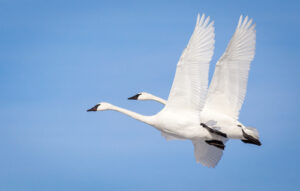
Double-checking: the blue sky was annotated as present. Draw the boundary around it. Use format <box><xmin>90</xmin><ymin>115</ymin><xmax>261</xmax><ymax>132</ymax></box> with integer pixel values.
<box><xmin>0</xmin><ymin>0</ymin><xmax>299</xmax><ymax>190</ymax></box>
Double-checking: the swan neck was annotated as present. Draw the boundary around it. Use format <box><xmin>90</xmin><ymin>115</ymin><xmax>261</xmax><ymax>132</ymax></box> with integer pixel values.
<box><xmin>110</xmin><ymin>105</ymin><xmax>153</xmax><ymax>125</ymax></box>
<box><xmin>151</xmin><ymin>95</ymin><xmax>167</xmax><ymax>105</ymax></box>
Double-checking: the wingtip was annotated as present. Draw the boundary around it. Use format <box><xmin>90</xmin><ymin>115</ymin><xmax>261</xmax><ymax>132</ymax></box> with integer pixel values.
<box><xmin>196</xmin><ymin>13</ymin><xmax>200</xmax><ymax>24</ymax></box>
<box><xmin>208</xmin><ymin>20</ymin><xmax>215</xmax><ymax>28</ymax></box>
<box><xmin>245</xmin><ymin>18</ymin><xmax>253</xmax><ymax>29</ymax></box>
<box><xmin>206</xmin><ymin>15</ymin><xmax>210</xmax><ymax>22</ymax></box>
<box><xmin>199</xmin><ymin>13</ymin><xmax>205</xmax><ymax>25</ymax></box>
<box><xmin>203</xmin><ymin>16</ymin><xmax>210</xmax><ymax>27</ymax></box>
<box><xmin>237</xmin><ymin>15</ymin><xmax>256</xmax><ymax>30</ymax></box>
<box><xmin>238</xmin><ymin>15</ymin><xmax>243</xmax><ymax>28</ymax></box>
<box><xmin>242</xmin><ymin>15</ymin><xmax>249</xmax><ymax>28</ymax></box>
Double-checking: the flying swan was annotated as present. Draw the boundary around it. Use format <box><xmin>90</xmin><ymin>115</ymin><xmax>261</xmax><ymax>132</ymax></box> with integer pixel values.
<box><xmin>87</xmin><ymin>14</ymin><xmax>260</xmax><ymax>167</ymax></box>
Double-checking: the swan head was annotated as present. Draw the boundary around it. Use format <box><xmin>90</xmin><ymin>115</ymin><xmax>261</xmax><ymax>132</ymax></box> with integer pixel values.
<box><xmin>128</xmin><ymin>92</ymin><xmax>153</xmax><ymax>101</ymax></box>
<box><xmin>87</xmin><ymin>102</ymin><xmax>112</xmax><ymax>112</ymax></box>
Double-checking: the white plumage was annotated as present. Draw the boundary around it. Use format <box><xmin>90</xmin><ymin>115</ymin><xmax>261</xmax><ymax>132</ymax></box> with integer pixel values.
<box><xmin>166</xmin><ymin>14</ymin><xmax>214</xmax><ymax>114</ymax></box>
<box><xmin>193</xmin><ymin>140</ymin><xmax>224</xmax><ymax>167</ymax></box>
<box><xmin>203</xmin><ymin>15</ymin><xmax>256</xmax><ymax>120</ymax></box>
<box><xmin>88</xmin><ymin>14</ymin><xmax>260</xmax><ymax>168</ymax></box>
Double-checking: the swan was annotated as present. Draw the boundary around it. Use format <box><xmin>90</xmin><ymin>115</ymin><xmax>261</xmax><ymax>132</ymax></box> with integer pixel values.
<box><xmin>129</xmin><ymin>15</ymin><xmax>261</xmax><ymax>146</ymax></box>
<box><xmin>87</xmin><ymin>14</ymin><xmax>260</xmax><ymax>167</ymax></box>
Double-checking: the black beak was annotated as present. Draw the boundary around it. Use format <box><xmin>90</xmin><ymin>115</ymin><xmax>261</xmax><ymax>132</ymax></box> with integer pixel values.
<box><xmin>128</xmin><ymin>93</ymin><xmax>141</xmax><ymax>100</ymax></box>
<box><xmin>87</xmin><ymin>104</ymin><xmax>100</xmax><ymax>112</ymax></box>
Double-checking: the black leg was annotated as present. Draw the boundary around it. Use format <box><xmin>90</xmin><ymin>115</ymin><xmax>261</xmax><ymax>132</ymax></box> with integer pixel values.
<box><xmin>241</xmin><ymin>129</ymin><xmax>262</xmax><ymax>146</ymax></box>
<box><xmin>200</xmin><ymin>123</ymin><xmax>227</xmax><ymax>138</ymax></box>
<box><xmin>205</xmin><ymin>140</ymin><xmax>225</xmax><ymax>150</ymax></box>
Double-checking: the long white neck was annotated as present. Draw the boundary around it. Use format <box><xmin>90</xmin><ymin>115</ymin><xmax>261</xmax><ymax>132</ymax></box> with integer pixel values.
<box><xmin>109</xmin><ymin>105</ymin><xmax>154</xmax><ymax>125</ymax></box>
<box><xmin>147</xmin><ymin>95</ymin><xmax>167</xmax><ymax>105</ymax></box>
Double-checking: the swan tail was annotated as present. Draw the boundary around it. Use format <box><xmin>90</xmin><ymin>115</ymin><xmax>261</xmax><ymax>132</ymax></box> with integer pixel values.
<box><xmin>241</xmin><ymin>127</ymin><xmax>262</xmax><ymax>146</ymax></box>
<box><xmin>245</xmin><ymin>127</ymin><xmax>259</xmax><ymax>138</ymax></box>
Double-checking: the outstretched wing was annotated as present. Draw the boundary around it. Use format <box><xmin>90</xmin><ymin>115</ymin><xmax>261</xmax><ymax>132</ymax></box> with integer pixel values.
<box><xmin>193</xmin><ymin>140</ymin><xmax>224</xmax><ymax>167</ymax></box>
<box><xmin>204</xmin><ymin>15</ymin><xmax>256</xmax><ymax>120</ymax></box>
<box><xmin>164</xmin><ymin>14</ymin><xmax>215</xmax><ymax>116</ymax></box>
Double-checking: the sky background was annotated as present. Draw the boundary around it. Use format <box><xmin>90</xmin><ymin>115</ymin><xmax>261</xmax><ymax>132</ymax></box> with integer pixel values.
<box><xmin>1</xmin><ymin>0</ymin><xmax>299</xmax><ymax>190</ymax></box>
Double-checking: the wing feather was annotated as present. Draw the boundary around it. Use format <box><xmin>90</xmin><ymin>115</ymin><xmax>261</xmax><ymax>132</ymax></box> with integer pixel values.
<box><xmin>193</xmin><ymin>140</ymin><xmax>224</xmax><ymax>167</ymax></box>
<box><xmin>164</xmin><ymin>14</ymin><xmax>215</xmax><ymax>116</ymax></box>
<box><xmin>204</xmin><ymin>15</ymin><xmax>256</xmax><ymax>119</ymax></box>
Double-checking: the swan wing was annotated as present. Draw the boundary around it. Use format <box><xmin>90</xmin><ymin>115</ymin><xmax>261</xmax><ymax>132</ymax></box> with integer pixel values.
<box><xmin>204</xmin><ymin>15</ymin><xmax>256</xmax><ymax>120</ymax></box>
<box><xmin>193</xmin><ymin>140</ymin><xmax>224</xmax><ymax>167</ymax></box>
<box><xmin>165</xmin><ymin>14</ymin><xmax>215</xmax><ymax>115</ymax></box>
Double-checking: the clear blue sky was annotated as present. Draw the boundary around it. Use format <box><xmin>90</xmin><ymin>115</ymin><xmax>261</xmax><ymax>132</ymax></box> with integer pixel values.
<box><xmin>1</xmin><ymin>0</ymin><xmax>299</xmax><ymax>190</ymax></box>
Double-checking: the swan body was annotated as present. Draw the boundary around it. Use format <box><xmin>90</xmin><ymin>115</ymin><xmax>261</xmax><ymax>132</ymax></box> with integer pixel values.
<box><xmin>87</xmin><ymin>14</ymin><xmax>260</xmax><ymax>167</ymax></box>
<box><xmin>128</xmin><ymin>92</ymin><xmax>258</xmax><ymax>141</ymax></box>
<box><xmin>153</xmin><ymin>109</ymin><xmax>212</xmax><ymax>140</ymax></box>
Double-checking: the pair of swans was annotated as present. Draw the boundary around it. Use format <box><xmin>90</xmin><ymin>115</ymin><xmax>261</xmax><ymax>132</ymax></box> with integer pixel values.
<box><xmin>87</xmin><ymin>14</ymin><xmax>261</xmax><ymax>167</ymax></box>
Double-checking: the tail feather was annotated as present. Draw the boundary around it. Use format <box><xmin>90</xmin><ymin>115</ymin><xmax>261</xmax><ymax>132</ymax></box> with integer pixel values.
<box><xmin>244</xmin><ymin>126</ymin><xmax>259</xmax><ymax>139</ymax></box>
<box><xmin>241</xmin><ymin>127</ymin><xmax>261</xmax><ymax>146</ymax></box>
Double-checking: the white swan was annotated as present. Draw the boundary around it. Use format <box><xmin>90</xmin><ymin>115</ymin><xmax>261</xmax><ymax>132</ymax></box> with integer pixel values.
<box><xmin>129</xmin><ymin>15</ymin><xmax>260</xmax><ymax>146</ymax></box>
<box><xmin>87</xmin><ymin>14</ymin><xmax>260</xmax><ymax>167</ymax></box>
